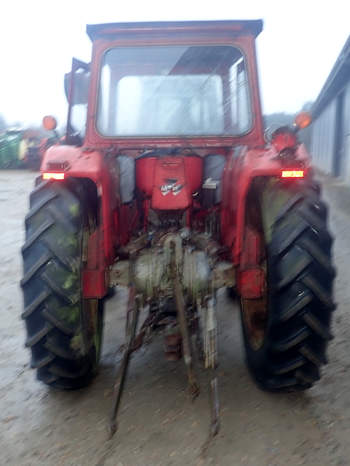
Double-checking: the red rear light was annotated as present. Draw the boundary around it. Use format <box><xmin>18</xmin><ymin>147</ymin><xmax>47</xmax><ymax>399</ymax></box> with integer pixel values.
<box><xmin>281</xmin><ymin>170</ymin><xmax>304</xmax><ymax>179</ymax></box>
<box><xmin>43</xmin><ymin>172</ymin><xmax>65</xmax><ymax>180</ymax></box>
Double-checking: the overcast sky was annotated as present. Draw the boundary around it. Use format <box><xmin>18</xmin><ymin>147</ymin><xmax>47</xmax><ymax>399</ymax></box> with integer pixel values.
<box><xmin>0</xmin><ymin>0</ymin><xmax>349</xmax><ymax>126</ymax></box>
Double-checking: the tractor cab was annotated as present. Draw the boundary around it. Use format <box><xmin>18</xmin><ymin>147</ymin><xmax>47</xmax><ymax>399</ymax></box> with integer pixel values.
<box><xmin>66</xmin><ymin>21</ymin><xmax>264</xmax><ymax>150</ymax></box>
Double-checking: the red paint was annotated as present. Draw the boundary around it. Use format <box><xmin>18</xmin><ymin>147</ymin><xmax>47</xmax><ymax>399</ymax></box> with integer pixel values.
<box><xmin>82</xmin><ymin>229</ymin><xmax>108</xmax><ymax>298</ymax></box>
<box><xmin>41</xmin><ymin>145</ymin><xmax>119</xmax><ymax>266</ymax></box>
<box><xmin>220</xmin><ymin>144</ymin><xmax>310</xmax><ymax>265</ymax></box>
<box><xmin>240</xmin><ymin>228</ymin><xmax>262</xmax><ymax>270</ymax></box>
<box><xmin>136</xmin><ymin>157</ymin><xmax>157</xmax><ymax>196</ymax></box>
<box><xmin>152</xmin><ymin>157</ymin><xmax>191</xmax><ymax>210</ymax></box>
<box><xmin>136</xmin><ymin>156</ymin><xmax>202</xmax><ymax>210</ymax></box>
<box><xmin>238</xmin><ymin>269</ymin><xmax>265</xmax><ymax>299</ymax></box>
<box><xmin>236</xmin><ymin>227</ymin><xmax>265</xmax><ymax>299</ymax></box>
<box><xmin>83</xmin><ymin>270</ymin><xmax>107</xmax><ymax>297</ymax></box>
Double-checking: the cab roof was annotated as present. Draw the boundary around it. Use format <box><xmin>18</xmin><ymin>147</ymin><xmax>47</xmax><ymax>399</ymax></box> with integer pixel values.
<box><xmin>86</xmin><ymin>20</ymin><xmax>263</xmax><ymax>42</ymax></box>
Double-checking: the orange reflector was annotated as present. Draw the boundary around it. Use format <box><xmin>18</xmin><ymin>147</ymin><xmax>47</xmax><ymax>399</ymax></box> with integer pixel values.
<box><xmin>42</xmin><ymin>115</ymin><xmax>57</xmax><ymax>131</ymax></box>
<box><xmin>294</xmin><ymin>111</ymin><xmax>312</xmax><ymax>130</ymax></box>
<box><xmin>281</xmin><ymin>170</ymin><xmax>304</xmax><ymax>179</ymax></box>
<box><xmin>43</xmin><ymin>172</ymin><xmax>65</xmax><ymax>180</ymax></box>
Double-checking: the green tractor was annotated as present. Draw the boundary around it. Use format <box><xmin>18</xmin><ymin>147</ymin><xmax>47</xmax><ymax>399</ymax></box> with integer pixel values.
<box><xmin>0</xmin><ymin>129</ymin><xmax>23</xmax><ymax>168</ymax></box>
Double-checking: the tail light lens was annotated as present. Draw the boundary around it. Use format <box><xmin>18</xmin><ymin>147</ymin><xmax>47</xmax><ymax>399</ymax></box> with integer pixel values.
<box><xmin>43</xmin><ymin>172</ymin><xmax>65</xmax><ymax>180</ymax></box>
<box><xmin>281</xmin><ymin>170</ymin><xmax>304</xmax><ymax>179</ymax></box>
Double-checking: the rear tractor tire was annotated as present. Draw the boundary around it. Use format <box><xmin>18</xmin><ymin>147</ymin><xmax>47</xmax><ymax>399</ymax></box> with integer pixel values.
<box><xmin>240</xmin><ymin>178</ymin><xmax>336</xmax><ymax>391</ymax></box>
<box><xmin>21</xmin><ymin>178</ymin><xmax>104</xmax><ymax>389</ymax></box>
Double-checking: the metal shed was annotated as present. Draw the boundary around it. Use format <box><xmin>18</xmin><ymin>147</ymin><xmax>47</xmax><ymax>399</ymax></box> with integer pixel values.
<box><xmin>311</xmin><ymin>36</ymin><xmax>350</xmax><ymax>181</ymax></box>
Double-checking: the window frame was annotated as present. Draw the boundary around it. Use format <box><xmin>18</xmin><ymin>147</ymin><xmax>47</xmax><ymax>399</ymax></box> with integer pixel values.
<box><xmin>95</xmin><ymin>44</ymin><xmax>253</xmax><ymax>139</ymax></box>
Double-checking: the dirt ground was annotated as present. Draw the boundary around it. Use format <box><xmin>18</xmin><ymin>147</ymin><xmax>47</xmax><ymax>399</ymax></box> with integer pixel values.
<box><xmin>1</xmin><ymin>170</ymin><xmax>350</xmax><ymax>466</ymax></box>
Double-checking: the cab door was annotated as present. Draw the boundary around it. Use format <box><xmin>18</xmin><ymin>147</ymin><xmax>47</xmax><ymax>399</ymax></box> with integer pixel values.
<box><xmin>64</xmin><ymin>58</ymin><xmax>90</xmax><ymax>142</ymax></box>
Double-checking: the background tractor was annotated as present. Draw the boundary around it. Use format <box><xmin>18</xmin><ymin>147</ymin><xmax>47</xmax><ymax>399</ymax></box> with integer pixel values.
<box><xmin>0</xmin><ymin>127</ymin><xmax>54</xmax><ymax>170</ymax></box>
<box><xmin>21</xmin><ymin>20</ymin><xmax>335</xmax><ymax>435</ymax></box>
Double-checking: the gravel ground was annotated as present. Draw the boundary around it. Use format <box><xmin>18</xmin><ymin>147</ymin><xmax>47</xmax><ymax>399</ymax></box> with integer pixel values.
<box><xmin>0</xmin><ymin>170</ymin><xmax>349</xmax><ymax>466</ymax></box>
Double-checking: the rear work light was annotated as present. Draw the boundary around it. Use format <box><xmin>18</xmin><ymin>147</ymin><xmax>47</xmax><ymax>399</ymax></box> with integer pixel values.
<box><xmin>281</xmin><ymin>170</ymin><xmax>304</xmax><ymax>179</ymax></box>
<box><xmin>43</xmin><ymin>172</ymin><xmax>65</xmax><ymax>180</ymax></box>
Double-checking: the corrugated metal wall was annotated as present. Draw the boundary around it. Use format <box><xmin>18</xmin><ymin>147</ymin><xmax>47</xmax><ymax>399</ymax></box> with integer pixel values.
<box><xmin>311</xmin><ymin>80</ymin><xmax>350</xmax><ymax>182</ymax></box>
<box><xmin>311</xmin><ymin>100</ymin><xmax>336</xmax><ymax>175</ymax></box>
<box><xmin>343</xmin><ymin>82</ymin><xmax>350</xmax><ymax>183</ymax></box>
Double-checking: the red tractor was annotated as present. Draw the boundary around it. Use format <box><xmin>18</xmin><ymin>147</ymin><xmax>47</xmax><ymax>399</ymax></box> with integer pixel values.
<box><xmin>21</xmin><ymin>20</ymin><xmax>335</xmax><ymax>435</ymax></box>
